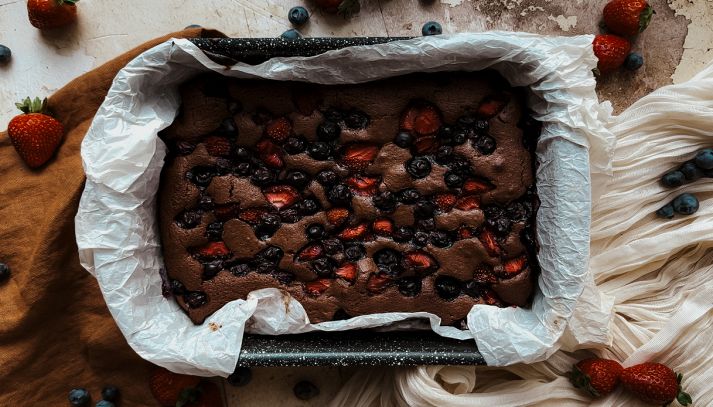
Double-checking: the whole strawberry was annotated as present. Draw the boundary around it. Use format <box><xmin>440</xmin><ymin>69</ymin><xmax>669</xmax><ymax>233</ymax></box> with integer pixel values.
<box><xmin>603</xmin><ymin>0</ymin><xmax>654</xmax><ymax>38</ymax></box>
<box><xmin>28</xmin><ymin>0</ymin><xmax>78</xmax><ymax>30</ymax></box>
<box><xmin>7</xmin><ymin>97</ymin><xmax>64</xmax><ymax>168</ymax></box>
<box><xmin>592</xmin><ymin>34</ymin><xmax>631</xmax><ymax>74</ymax></box>
<box><xmin>621</xmin><ymin>363</ymin><xmax>692</xmax><ymax>406</ymax></box>
<box><xmin>313</xmin><ymin>0</ymin><xmax>360</xmax><ymax>17</ymax></box>
<box><xmin>569</xmin><ymin>358</ymin><xmax>623</xmax><ymax>398</ymax></box>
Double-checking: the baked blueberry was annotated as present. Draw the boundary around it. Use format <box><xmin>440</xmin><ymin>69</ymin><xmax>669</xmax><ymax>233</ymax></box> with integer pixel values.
<box><xmin>463</xmin><ymin>281</ymin><xmax>486</xmax><ymax>298</ymax></box>
<box><xmin>397</xmin><ymin>188</ymin><xmax>421</xmax><ymax>204</ymax></box>
<box><xmin>285</xmin><ymin>170</ymin><xmax>310</xmax><ymax>189</ymax></box>
<box><xmin>230</xmin><ymin>263</ymin><xmax>251</xmax><ymax>277</ymax></box>
<box><xmin>435</xmin><ymin>276</ymin><xmax>462</xmax><ymax>300</ymax></box>
<box><xmin>95</xmin><ymin>400</ymin><xmax>115</xmax><ymax>407</ymax></box>
<box><xmin>406</xmin><ymin>157</ymin><xmax>432</xmax><ymax>179</ymax></box>
<box><xmin>393</xmin><ymin>225</ymin><xmax>414</xmax><ymax>242</ymax></box>
<box><xmin>374</xmin><ymin>248</ymin><xmax>403</xmax><ymax>277</ymax></box>
<box><xmin>176</xmin><ymin>211</ymin><xmax>201</xmax><ymax>229</ymax></box>
<box><xmin>307</xmin><ymin>141</ymin><xmax>332</xmax><ymax>160</ymax></box>
<box><xmin>412</xmin><ymin>231</ymin><xmax>429</xmax><ymax>247</ymax></box>
<box><xmin>251</xmin><ymin>167</ymin><xmax>276</xmax><ymax>186</ymax></box>
<box><xmin>444</xmin><ymin>171</ymin><xmax>464</xmax><ymax>188</ymax></box>
<box><xmin>416</xmin><ymin>218</ymin><xmax>435</xmax><ymax>231</ymax></box>
<box><xmin>394</xmin><ymin>132</ymin><xmax>414</xmax><ymax>148</ymax></box>
<box><xmin>435</xmin><ymin>145</ymin><xmax>454</xmax><ymax>164</ymax></box>
<box><xmin>283</xmin><ymin>136</ymin><xmax>307</xmax><ymax>154</ymax></box>
<box><xmin>235</xmin><ymin>161</ymin><xmax>252</xmax><ymax>176</ymax></box>
<box><xmin>398</xmin><ymin>277</ymin><xmax>422</xmax><ymax>297</ymax></box>
<box><xmin>312</xmin><ymin>257</ymin><xmax>336</xmax><ymax>277</ymax></box>
<box><xmin>184</xmin><ymin>291</ymin><xmax>208</xmax><ymax>308</ymax></box>
<box><xmin>232</xmin><ymin>146</ymin><xmax>250</xmax><ymax>161</ymax></box>
<box><xmin>255</xmin><ymin>213</ymin><xmax>281</xmax><ymax>239</ymax></box>
<box><xmin>317</xmin><ymin>121</ymin><xmax>341</xmax><ymax>141</ymax></box>
<box><xmin>672</xmin><ymin>193</ymin><xmax>699</xmax><ymax>215</ymax></box>
<box><xmin>197</xmin><ymin>195</ymin><xmax>214</xmax><ymax>210</ymax></box>
<box><xmin>188</xmin><ymin>166</ymin><xmax>215</xmax><ymax>187</ymax></box>
<box><xmin>430</xmin><ymin>230</ymin><xmax>453</xmax><ymax>248</ymax></box>
<box><xmin>344</xmin><ymin>243</ymin><xmax>366</xmax><ymax>260</ymax></box>
<box><xmin>315</xmin><ymin>170</ymin><xmax>338</xmax><ymax>186</ymax></box>
<box><xmin>280</xmin><ymin>208</ymin><xmax>301</xmax><ymax>223</ymax></box>
<box><xmin>373</xmin><ymin>191</ymin><xmax>397</xmax><ymax>212</ymax></box>
<box><xmin>297</xmin><ymin>198</ymin><xmax>319</xmax><ymax>215</ymax></box>
<box><xmin>414</xmin><ymin>200</ymin><xmax>435</xmax><ymax>218</ymax></box>
<box><xmin>345</xmin><ymin>110</ymin><xmax>370</xmax><ymax>129</ymax></box>
<box><xmin>259</xmin><ymin>246</ymin><xmax>284</xmax><ymax>263</ymax></box>
<box><xmin>322</xmin><ymin>238</ymin><xmax>344</xmax><ymax>255</ymax></box>
<box><xmin>203</xmin><ymin>260</ymin><xmax>223</xmax><ymax>279</ymax></box>
<box><xmin>170</xmin><ymin>279</ymin><xmax>185</xmax><ymax>295</ymax></box>
<box><xmin>327</xmin><ymin>184</ymin><xmax>353</xmax><ymax>206</ymax></box>
<box><xmin>205</xmin><ymin>222</ymin><xmax>223</xmax><ymax>241</ymax></box>
<box><xmin>306</xmin><ymin>223</ymin><xmax>326</xmax><ymax>240</ymax></box>
<box><xmin>448</xmin><ymin>157</ymin><xmax>471</xmax><ymax>175</ymax></box>
<box><xmin>475</xmin><ymin>135</ymin><xmax>497</xmax><ymax>154</ymax></box>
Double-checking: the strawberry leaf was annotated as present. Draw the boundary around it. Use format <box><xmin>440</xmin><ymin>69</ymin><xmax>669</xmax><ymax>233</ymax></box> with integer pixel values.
<box><xmin>638</xmin><ymin>5</ymin><xmax>655</xmax><ymax>33</ymax></box>
<box><xmin>337</xmin><ymin>0</ymin><xmax>360</xmax><ymax>18</ymax></box>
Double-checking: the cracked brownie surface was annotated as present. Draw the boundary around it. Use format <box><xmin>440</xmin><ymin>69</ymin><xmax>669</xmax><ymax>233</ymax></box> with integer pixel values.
<box><xmin>158</xmin><ymin>71</ymin><xmax>540</xmax><ymax>325</ymax></box>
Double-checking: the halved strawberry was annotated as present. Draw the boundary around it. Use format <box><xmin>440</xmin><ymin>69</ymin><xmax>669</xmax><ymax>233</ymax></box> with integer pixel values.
<box><xmin>372</xmin><ymin>218</ymin><xmax>394</xmax><ymax>236</ymax></box>
<box><xmin>479</xmin><ymin>229</ymin><xmax>501</xmax><ymax>256</ymax></box>
<box><xmin>297</xmin><ymin>243</ymin><xmax>324</xmax><ymax>261</ymax></box>
<box><xmin>472</xmin><ymin>266</ymin><xmax>498</xmax><ymax>284</ymax></box>
<box><xmin>455</xmin><ymin>196</ymin><xmax>481</xmax><ymax>211</ymax></box>
<box><xmin>214</xmin><ymin>203</ymin><xmax>241</xmax><ymax>221</ymax></box>
<box><xmin>263</xmin><ymin>185</ymin><xmax>300</xmax><ymax>209</ymax></box>
<box><xmin>434</xmin><ymin>193</ymin><xmax>457</xmax><ymax>212</ymax></box>
<box><xmin>196</xmin><ymin>242</ymin><xmax>230</xmax><ymax>257</ymax></box>
<box><xmin>463</xmin><ymin>178</ymin><xmax>492</xmax><ymax>194</ymax></box>
<box><xmin>477</xmin><ymin>95</ymin><xmax>509</xmax><ymax>119</ymax></box>
<box><xmin>402</xmin><ymin>251</ymin><xmax>439</xmax><ymax>274</ymax></box>
<box><xmin>326</xmin><ymin>208</ymin><xmax>350</xmax><ymax>226</ymax></box>
<box><xmin>256</xmin><ymin>138</ymin><xmax>284</xmax><ymax>169</ymax></box>
<box><xmin>335</xmin><ymin>262</ymin><xmax>357</xmax><ymax>283</ymax></box>
<box><xmin>239</xmin><ymin>208</ymin><xmax>269</xmax><ymax>224</ymax></box>
<box><xmin>305</xmin><ymin>279</ymin><xmax>331</xmax><ymax>296</ymax></box>
<box><xmin>399</xmin><ymin>105</ymin><xmax>419</xmax><ymax>131</ymax></box>
<box><xmin>412</xmin><ymin>136</ymin><xmax>439</xmax><ymax>155</ymax></box>
<box><xmin>503</xmin><ymin>256</ymin><xmax>527</xmax><ymax>274</ymax></box>
<box><xmin>483</xmin><ymin>289</ymin><xmax>503</xmax><ymax>306</ymax></box>
<box><xmin>366</xmin><ymin>273</ymin><xmax>393</xmax><ymax>293</ymax></box>
<box><xmin>400</xmin><ymin>103</ymin><xmax>442</xmax><ymax>135</ymax></box>
<box><xmin>338</xmin><ymin>223</ymin><xmax>369</xmax><ymax>240</ymax></box>
<box><xmin>265</xmin><ymin>117</ymin><xmax>292</xmax><ymax>142</ymax></box>
<box><xmin>341</xmin><ymin>144</ymin><xmax>379</xmax><ymax>172</ymax></box>
<box><xmin>457</xmin><ymin>226</ymin><xmax>474</xmax><ymax>240</ymax></box>
<box><xmin>345</xmin><ymin>175</ymin><xmax>379</xmax><ymax>196</ymax></box>
<box><xmin>203</xmin><ymin>136</ymin><xmax>232</xmax><ymax>157</ymax></box>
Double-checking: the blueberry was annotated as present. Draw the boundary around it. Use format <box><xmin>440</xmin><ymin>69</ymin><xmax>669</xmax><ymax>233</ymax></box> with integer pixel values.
<box><xmin>188</xmin><ymin>166</ymin><xmax>216</xmax><ymax>187</ymax></box>
<box><xmin>260</xmin><ymin>246</ymin><xmax>284</xmax><ymax>262</ymax></box>
<box><xmin>283</xmin><ymin>136</ymin><xmax>307</xmax><ymax>154</ymax></box>
<box><xmin>450</xmin><ymin>129</ymin><xmax>468</xmax><ymax>145</ymax></box>
<box><xmin>656</xmin><ymin>203</ymin><xmax>675</xmax><ymax>219</ymax></box>
<box><xmin>288</xmin><ymin>6</ymin><xmax>309</xmax><ymax>26</ymax></box>
<box><xmin>417</xmin><ymin>218</ymin><xmax>435</xmax><ymax>231</ymax></box>
<box><xmin>293</xmin><ymin>380</ymin><xmax>320</xmax><ymax>401</ymax></box>
<box><xmin>398</xmin><ymin>277</ymin><xmax>422</xmax><ymax>297</ymax></box>
<box><xmin>434</xmin><ymin>145</ymin><xmax>454</xmax><ymax>164</ymax></box>
<box><xmin>474</xmin><ymin>120</ymin><xmax>489</xmax><ymax>134</ymax></box>
<box><xmin>307</xmin><ymin>142</ymin><xmax>332</xmax><ymax>160</ymax></box>
<box><xmin>672</xmin><ymin>193</ymin><xmax>699</xmax><ymax>215</ymax></box>
<box><xmin>394</xmin><ymin>132</ymin><xmax>414</xmax><ymax>148</ymax></box>
<box><xmin>285</xmin><ymin>170</ymin><xmax>310</xmax><ymax>189</ymax></box>
<box><xmin>457</xmin><ymin>115</ymin><xmax>476</xmax><ymax>128</ymax></box>
<box><xmin>397</xmin><ymin>188</ymin><xmax>421</xmax><ymax>204</ymax></box>
<box><xmin>227</xmin><ymin>367</ymin><xmax>253</xmax><ymax>387</ymax></box>
<box><xmin>297</xmin><ymin>198</ymin><xmax>319</xmax><ymax>215</ymax></box>
<box><xmin>68</xmin><ymin>388</ymin><xmax>90</xmax><ymax>407</ymax></box>
<box><xmin>414</xmin><ymin>200</ymin><xmax>435</xmax><ymax>219</ymax></box>
<box><xmin>435</xmin><ymin>275</ymin><xmax>462</xmax><ymax>300</ymax></box>
<box><xmin>412</xmin><ymin>231</ymin><xmax>429</xmax><ymax>247</ymax></box>
<box><xmin>373</xmin><ymin>249</ymin><xmax>403</xmax><ymax>277</ymax></box>
<box><xmin>306</xmin><ymin>223</ymin><xmax>326</xmax><ymax>240</ymax></box>
<box><xmin>96</xmin><ymin>401</ymin><xmax>115</xmax><ymax>407</ymax></box>
<box><xmin>280</xmin><ymin>208</ymin><xmax>301</xmax><ymax>223</ymax></box>
<box><xmin>661</xmin><ymin>170</ymin><xmax>685</xmax><ymax>188</ymax></box>
<box><xmin>205</xmin><ymin>222</ymin><xmax>223</xmax><ymax>241</ymax></box>
<box><xmin>323</xmin><ymin>238</ymin><xmax>344</xmax><ymax>255</ymax></box>
<box><xmin>344</xmin><ymin>110</ymin><xmax>370</xmax><ymax>129</ymax></box>
<box><xmin>185</xmin><ymin>24</ymin><xmax>202</xmax><ymax>29</ymax></box>
<box><xmin>344</xmin><ymin>243</ymin><xmax>366</xmax><ymax>260</ymax></box>
<box><xmin>430</xmin><ymin>230</ymin><xmax>453</xmax><ymax>248</ymax></box>
<box><xmin>422</xmin><ymin>21</ymin><xmax>443</xmax><ymax>36</ymax></box>
<box><xmin>475</xmin><ymin>135</ymin><xmax>497</xmax><ymax>154</ymax></box>
<box><xmin>680</xmin><ymin>161</ymin><xmax>704</xmax><ymax>181</ymax></box>
<box><xmin>312</xmin><ymin>258</ymin><xmax>335</xmax><ymax>277</ymax></box>
<box><xmin>624</xmin><ymin>52</ymin><xmax>644</xmax><ymax>71</ymax></box>
<box><xmin>406</xmin><ymin>157</ymin><xmax>432</xmax><ymax>178</ymax></box>
<box><xmin>197</xmin><ymin>195</ymin><xmax>214</xmax><ymax>210</ymax></box>
<box><xmin>273</xmin><ymin>270</ymin><xmax>295</xmax><ymax>284</ymax></box>
<box><xmin>184</xmin><ymin>291</ymin><xmax>208</xmax><ymax>308</ymax></box>
<box><xmin>463</xmin><ymin>281</ymin><xmax>486</xmax><ymax>298</ymax></box>
<box><xmin>373</xmin><ymin>191</ymin><xmax>397</xmax><ymax>212</ymax></box>
<box><xmin>232</xmin><ymin>146</ymin><xmax>251</xmax><ymax>161</ymax></box>
<box><xmin>315</xmin><ymin>170</ymin><xmax>338</xmax><ymax>186</ymax></box>
<box><xmin>251</xmin><ymin>167</ymin><xmax>276</xmax><ymax>186</ymax></box>
<box><xmin>448</xmin><ymin>157</ymin><xmax>471</xmax><ymax>175</ymax></box>
<box><xmin>170</xmin><ymin>279</ymin><xmax>186</xmax><ymax>295</ymax></box>
<box><xmin>694</xmin><ymin>149</ymin><xmax>713</xmax><ymax>170</ymax></box>
<box><xmin>230</xmin><ymin>263</ymin><xmax>251</xmax><ymax>277</ymax></box>
<box><xmin>327</xmin><ymin>184</ymin><xmax>353</xmax><ymax>205</ymax></box>
<box><xmin>0</xmin><ymin>44</ymin><xmax>11</xmax><ymax>64</ymax></box>
<box><xmin>216</xmin><ymin>117</ymin><xmax>238</xmax><ymax>137</ymax></box>
<box><xmin>393</xmin><ymin>225</ymin><xmax>414</xmax><ymax>242</ymax></box>
<box><xmin>317</xmin><ymin>121</ymin><xmax>341</xmax><ymax>141</ymax></box>
<box><xmin>281</xmin><ymin>29</ymin><xmax>301</xmax><ymax>40</ymax></box>
<box><xmin>254</xmin><ymin>262</ymin><xmax>276</xmax><ymax>274</ymax></box>
<box><xmin>203</xmin><ymin>260</ymin><xmax>223</xmax><ymax>279</ymax></box>
<box><xmin>255</xmin><ymin>213</ymin><xmax>281</xmax><ymax>239</ymax></box>
<box><xmin>444</xmin><ymin>171</ymin><xmax>464</xmax><ymax>188</ymax></box>
<box><xmin>176</xmin><ymin>211</ymin><xmax>201</xmax><ymax>229</ymax></box>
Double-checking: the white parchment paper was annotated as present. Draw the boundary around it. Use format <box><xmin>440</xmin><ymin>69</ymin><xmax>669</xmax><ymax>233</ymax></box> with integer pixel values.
<box><xmin>76</xmin><ymin>33</ymin><xmax>615</xmax><ymax>376</ymax></box>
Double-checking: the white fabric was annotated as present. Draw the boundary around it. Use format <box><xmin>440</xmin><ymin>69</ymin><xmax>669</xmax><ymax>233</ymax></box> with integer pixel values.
<box><xmin>330</xmin><ymin>61</ymin><xmax>713</xmax><ymax>407</ymax></box>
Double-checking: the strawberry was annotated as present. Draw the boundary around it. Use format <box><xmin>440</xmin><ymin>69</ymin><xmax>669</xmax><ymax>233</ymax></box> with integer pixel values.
<box><xmin>372</xmin><ymin>218</ymin><xmax>394</xmax><ymax>236</ymax></box>
<box><xmin>203</xmin><ymin>136</ymin><xmax>231</xmax><ymax>157</ymax></box>
<box><xmin>214</xmin><ymin>203</ymin><xmax>241</xmax><ymax>221</ymax></box>
<box><xmin>265</xmin><ymin>117</ymin><xmax>292</xmax><ymax>142</ymax></box>
<box><xmin>620</xmin><ymin>363</ymin><xmax>691</xmax><ymax>406</ymax></box>
<box><xmin>193</xmin><ymin>381</ymin><xmax>223</xmax><ymax>407</ymax></box>
<box><xmin>482</xmin><ymin>289</ymin><xmax>503</xmax><ymax>306</ymax></box>
<box><xmin>239</xmin><ymin>208</ymin><xmax>269</xmax><ymax>224</ymax></box>
<box><xmin>472</xmin><ymin>266</ymin><xmax>498</xmax><ymax>283</ymax></box>
<box><xmin>297</xmin><ymin>244</ymin><xmax>324</xmax><ymax>261</ymax></box>
<box><xmin>412</xmin><ymin>136</ymin><xmax>439</xmax><ymax>154</ymax></box>
<box><xmin>337</xmin><ymin>223</ymin><xmax>369</xmax><ymax>240</ymax></box>
<box><xmin>434</xmin><ymin>193</ymin><xmax>457</xmax><ymax>212</ymax></box>
<box><xmin>603</xmin><ymin>0</ymin><xmax>654</xmax><ymax>38</ymax></box>
<box><xmin>313</xmin><ymin>0</ymin><xmax>360</xmax><ymax>17</ymax></box>
<box><xmin>457</xmin><ymin>226</ymin><xmax>474</xmax><ymax>240</ymax></box>
<box><xmin>149</xmin><ymin>366</ymin><xmax>201</xmax><ymax>407</ymax></box>
<box><xmin>503</xmin><ymin>256</ymin><xmax>527</xmax><ymax>274</ymax></box>
<box><xmin>334</xmin><ymin>262</ymin><xmax>357</xmax><ymax>283</ymax></box>
<box><xmin>326</xmin><ymin>208</ymin><xmax>350</xmax><ymax>226</ymax></box>
<box><xmin>196</xmin><ymin>242</ymin><xmax>230</xmax><ymax>258</ymax></box>
<box><xmin>7</xmin><ymin>97</ymin><xmax>63</xmax><ymax>168</ymax></box>
<box><xmin>345</xmin><ymin>175</ymin><xmax>379</xmax><ymax>196</ymax></box>
<box><xmin>305</xmin><ymin>279</ymin><xmax>331</xmax><ymax>296</ymax></box>
<box><xmin>263</xmin><ymin>185</ymin><xmax>300</xmax><ymax>209</ymax></box>
<box><xmin>570</xmin><ymin>358</ymin><xmax>623</xmax><ymax>398</ymax></box>
<box><xmin>27</xmin><ymin>0</ymin><xmax>78</xmax><ymax>29</ymax></box>
<box><xmin>400</xmin><ymin>103</ymin><xmax>442</xmax><ymax>136</ymax></box>
<box><xmin>256</xmin><ymin>138</ymin><xmax>284</xmax><ymax>169</ymax></box>
<box><xmin>455</xmin><ymin>196</ymin><xmax>481</xmax><ymax>211</ymax></box>
<box><xmin>593</xmin><ymin>34</ymin><xmax>631</xmax><ymax>74</ymax></box>
<box><xmin>340</xmin><ymin>144</ymin><xmax>378</xmax><ymax>172</ymax></box>
<box><xmin>477</xmin><ymin>95</ymin><xmax>509</xmax><ymax>119</ymax></box>
<box><xmin>479</xmin><ymin>229</ymin><xmax>501</xmax><ymax>256</ymax></box>
<box><xmin>402</xmin><ymin>251</ymin><xmax>438</xmax><ymax>274</ymax></box>
<box><xmin>463</xmin><ymin>178</ymin><xmax>492</xmax><ymax>194</ymax></box>
<box><xmin>366</xmin><ymin>273</ymin><xmax>393</xmax><ymax>293</ymax></box>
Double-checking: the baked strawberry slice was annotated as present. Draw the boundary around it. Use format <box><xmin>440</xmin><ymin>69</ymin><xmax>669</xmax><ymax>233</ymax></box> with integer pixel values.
<box><xmin>338</xmin><ymin>223</ymin><xmax>369</xmax><ymax>241</ymax></box>
<box><xmin>305</xmin><ymin>279</ymin><xmax>331</xmax><ymax>296</ymax></box>
<box><xmin>372</xmin><ymin>218</ymin><xmax>394</xmax><ymax>236</ymax></box>
<box><xmin>479</xmin><ymin>229</ymin><xmax>501</xmax><ymax>256</ymax></box>
<box><xmin>214</xmin><ymin>203</ymin><xmax>241</xmax><ymax>221</ymax></box>
<box><xmin>366</xmin><ymin>273</ymin><xmax>393</xmax><ymax>293</ymax></box>
<box><xmin>334</xmin><ymin>262</ymin><xmax>357</xmax><ymax>283</ymax></box>
<box><xmin>455</xmin><ymin>196</ymin><xmax>481</xmax><ymax>211</ymax></box>
<box><xmin>203</xmin><ymin>135</ymin><xmax>232</xmax><ymax>157</ymax></box>
<box><xmin>239</xmin><ymin>208</ymin><xmax>269</xmax><ymax>224</ymax></box>
<box><xmin>326</xmin><ymin>208</ymin><xmax>350</xmax><ymax>226</ymax></box>
<box><xmin>463</xmin><ymin>178</ymin><xmax>493</xmax><ymax>194</ymax></box>
<box><xmin>457</xmin><ymin>226</ymin><xmax>474</xmax><ymax>240</ymax></box>
<box><xmin>256</xmin><ymin>138</ymin><xmax>284</xmax><ymax>169</ymax></box>
<box><xmin>265</xmin><ymin>117</ymin><xmax>292</xmax><ymax>142</ymax></box>
<box><xmin>400</xmin><ymin>103</ymin><xmax>442</xmax><ymax>135</ymax></box>
<box><xmin>503</xmin><ymin>256</ymin><xmax>527</xmax><ymax>274</ymax></box>
<box><xmin>472</xmin><ymin>266</ymin><xmax>498</xmax><ymax>284</ymax></box>
<box><xmin>402</xmin><ymin>251</ymin><xmax>439</xmax><ymax>274</ymax></box>
<box><xmin>482</xmin><ymin>288</ymin><xmax>504</xmax><ymax>306</ymax></box>
<box><xmin>434</xmin><ymin>193</ymin><xmax>457</xmax><ymax>212</ymax></box>
<box><xmin>411</xmin><ymin>135</ymin><xmax>439</xmax><ymax>155</ymax></box>
<box><xmin>477</xmin><ymin>95</ymin><xmax>509</xmax><ymax>119</ymax></box>
<box><xmin>345</xmin><ymin>175</ymin><xmax>379</xmax><ymax>196</ymax></box>
<box><xmin>263</xmin><ymin>185</ymin><xmax>300</xmax><ymax>209</ymax></box>
<box><xmin>399</xmin><ymin>105</ymin><xmax>419</xmax><ymax>132</ymax></box>
<box><xmin>196</xmin><ymin>242</ymin><xmax>231</xmax><ymax>257</ymax></box>
<box><xmin>340</xmin><ymin>144</ymin><xmax>379</xmax><ymax>172</ymax></box>
<box><xmin>297</xmin><ymin>243</ymin><xmax>324</xmax><ymax>261</ymax></box>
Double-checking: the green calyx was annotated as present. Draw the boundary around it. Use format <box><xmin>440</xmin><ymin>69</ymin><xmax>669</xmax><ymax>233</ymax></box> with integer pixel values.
<box><xmin>337</xmin><ymin>0</ymin><xmax>360</xmax><ymax>18</ymax></box>
<box><xmin>639</xmin><ymin>5</ymin><xmax>655</xmax><ymax>33</ymax></box>
<box><xmin>15</xmin><ymin>97</ymin><xmax>48</xmax><ymax>114</ymax></box>
<box><xmin>57</xmin><ymin>0</ymin><xmax>78</xmax><ymax>5</ymax></box>
<box><xmin>675</xmin><ymin>373</ymin><xmax>692</xmax><ymax>406</ymax></box>
<box><xmin>569</xmin><ymin>366</ymin><xmax>601</xmax><ymax>398</ymax></box>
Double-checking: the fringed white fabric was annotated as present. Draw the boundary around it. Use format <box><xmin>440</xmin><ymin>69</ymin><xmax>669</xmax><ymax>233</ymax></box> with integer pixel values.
<box><xmin>329</xmin><ymin>62</ymin><xmax>713</xmax><ymax>407</ymax></box>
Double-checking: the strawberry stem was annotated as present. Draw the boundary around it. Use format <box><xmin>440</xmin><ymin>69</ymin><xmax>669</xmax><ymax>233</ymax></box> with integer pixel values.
<box><xmin>676</xmin><ymin>373</ymin><xmax>692</xmax><ymax>406</ymax></box>
<box><xmin>15</xmin><ymin>97</ymin><xmax>48</xmax><ymax>115</ymax></box>
<box><xmin>639</xmin><ymin>5</ymin><xmax>654</xmax><ymax>33</ymax></box>
<box><xmin>337</xmin><ymin>0</ymin><xmax>360</xmax><ymax>18</ymax></box>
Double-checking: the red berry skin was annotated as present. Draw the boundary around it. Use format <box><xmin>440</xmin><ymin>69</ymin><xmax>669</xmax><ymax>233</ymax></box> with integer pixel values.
<box><xmin>593</xmin><ymin>35</ymin><xmax>631</xmax><ymax>74</ymax></box>
<box><xmin>603</xmin><ymin>0</ymin><xmax>654</xmax><ymax>38</ymax></box>
<box><xmin>570</xmin><ymin>358</ymin><xmax>623</xmax><ymax>397</ymax></box>
<box><xmin>620</xmin><ymin>363</ymin><xmax>691</xmax><ymax>406</ymax></box>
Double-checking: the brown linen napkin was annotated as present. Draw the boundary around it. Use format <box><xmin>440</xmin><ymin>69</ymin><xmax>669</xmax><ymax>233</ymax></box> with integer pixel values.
<box><xmin>0</xmin><ymin>27</ymin><xmax>224</xmax><ymax>406</ymax></box>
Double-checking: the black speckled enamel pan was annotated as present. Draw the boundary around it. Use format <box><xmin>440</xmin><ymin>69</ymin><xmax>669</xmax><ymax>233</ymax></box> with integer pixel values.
<box><xmin>188</xmin><ymin>37</ymin><xmax>485</xmax><ymax>367</ymax></box>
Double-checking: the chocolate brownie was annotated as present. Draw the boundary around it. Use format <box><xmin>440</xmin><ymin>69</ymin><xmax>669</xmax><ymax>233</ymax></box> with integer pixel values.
<box><xmin>158</xmin><ymin>72</ymin><xmax>540</xmax><ymax>325</ymax></box>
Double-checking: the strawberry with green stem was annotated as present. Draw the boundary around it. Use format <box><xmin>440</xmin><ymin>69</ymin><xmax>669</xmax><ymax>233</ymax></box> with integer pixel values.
<box><xmin>27</xmin><ymin>0</ymin><xmax>78</xmax><ymax>29</ymax></box>
<box><xmin>7</xmin><ymin>97</ymin><xmax>64</xmax><ymax>168</ymax></box>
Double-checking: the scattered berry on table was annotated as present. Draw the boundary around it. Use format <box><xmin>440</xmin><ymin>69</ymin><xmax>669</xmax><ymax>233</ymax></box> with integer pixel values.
<box><xmin>672</xmin><ymin>193</ymin><xmax>699</xmax><ymax>215</ymax></box>
<box><xmin>620</xmin><ymin>363</ymin><xmax>691</xmax><ymax>406</ymax></box>
<box><xmin>422</xmin><ymin>21</ymin><xmax>442</xmax><ymax>36</ymax></box>
<box><xmin>0</xmin><ymin>44</ymin><xmax>11</xmax><ymax>64</ymax></box>
<box><xmin>184</xmin><ymin>24</ymin><xmax>202</xmax><ymax>29</ymax></box>
<box><xmin>0</xmin><ymin>262</ymin><xmax>10</xmax><ymax>283</ymax></box>
<box><xmin>293</xmin><ymin>380</ymin><xmax>320</xmax><ymax>400</ymax></box>
<box><xmin>660</xmin><ymin>170</ymin><xmax>685</xmax><ymax>188</ymax></box>
<box><xmin>100</xmin><ymin>386</ymin><xmax>119</xmax><ymax>402</ymax></box>
<box><xmin>624</xmin><ymin>52</ymin><xmax>644</xmax><ymax>70</ymax></box>
<box><xmin>68</xmin><ymin>388</ymin><xmax>90</xmax><ymax>407</ymax></box>
<box><xmin>602</xmin><ymin>0</ymin><xmax>655</xmax><ymax>38</ymax></box>
<box><xmin>679</xmin><ymin>161</ymin><xmax>703</xmax><ymax>181</ymax></box>
<box><xmin>592</xmin><ymin>34</ymin><xmax>631</xmax><ymax>74</ymax></box>
<box><xmin>694</xmin><ymin>148</ymin><xmax>713</xmax><ymax>170</ymax></box>
<box><xmin>28</xmin><ymin>0</ymin><xmax>78</xmax><ymax>30</ymax></box>
<box><xmin>288</xmin><ymin>6</ymin><xmax>309</xmax><ymax>26</ymax></box>
<box><xmin>227</xmin><ymin>367</ymin><xmax>253</xmax><ymax>387</ymax></box>
<box><xmin>7</xmin><ymin>97</ymin><xmax>64</xmax><ymax>168</ymax></box>
<box><xmin>569</xmin><ymin>358</ymin><xmax>623</xmax><ymax>397</ymax></box>
<box><xmin>655</xmin><ymin>203</ymin><xmax>674</xmax><ymax>219</ymax></box>
<box><xmin>280</xmin><ymin>29</ymin><xmax>301</xmax><ymax>40</ymax></box>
